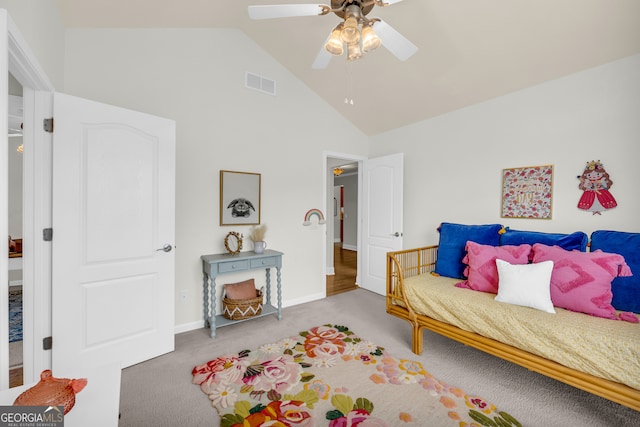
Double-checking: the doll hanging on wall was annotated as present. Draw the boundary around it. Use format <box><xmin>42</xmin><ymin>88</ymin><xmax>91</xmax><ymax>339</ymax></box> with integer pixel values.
<box><xmin>577</xmin><ymin>160</ymin><xmax>617</xmax><ymax>215</ymax></box>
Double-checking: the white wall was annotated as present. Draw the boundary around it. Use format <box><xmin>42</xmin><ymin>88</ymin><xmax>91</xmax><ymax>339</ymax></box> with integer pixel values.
<box><xmin>62</xmin><ymin>28</ymin><xmax>369</xmax><ymax>328</ymax></box>
<box><xmin>0</xmin><ymin>1</ymin><xmax>65</xmax><ymax>89</ymax></box>
<box><xmin>369</xmin><ymin>54</ymin><xmax>640</xmax><ymax>249</ymax></box>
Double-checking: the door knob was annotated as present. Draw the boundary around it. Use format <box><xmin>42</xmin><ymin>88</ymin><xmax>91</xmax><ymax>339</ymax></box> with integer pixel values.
<box><xmin>390</xmin><ymin>232</ymin><xmax>402</xmax><ymax>237</ymax></box>
<box><xmin>156</xmin><ymin>244</ymin><xmax>173</xmax><ymax>252</ymax></box>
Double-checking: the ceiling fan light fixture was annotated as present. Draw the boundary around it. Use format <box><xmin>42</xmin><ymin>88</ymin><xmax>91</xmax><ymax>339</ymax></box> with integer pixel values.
<box><xmin>347</xmin><ymin>42</ymin><xmax>362</xmax><ymax>61</ymax></box>
<box><xmin>325</xmin><ymin>25</ymin><xmax>344</xmax><ymax>56</ymax></box>
<box><xmin>361</xmin><ymin>25</ymin><xmax>381</xmax><ymax>52</ymax></box>
<box><xmin>340</xmin><ymin>16</ymin><xmax>360</xmax><ymax>44</ymax></box>
<box><xmin>248</xmin><ymin>1</ymin><xmax>418</xmax><ymax>68</ymax></box>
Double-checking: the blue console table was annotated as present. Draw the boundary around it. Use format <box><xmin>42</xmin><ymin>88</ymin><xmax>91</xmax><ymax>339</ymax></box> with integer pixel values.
<box><xmin>201</xmin><ymin>249</ymin><xmax>283</xmax><ymax>338</ymax></box>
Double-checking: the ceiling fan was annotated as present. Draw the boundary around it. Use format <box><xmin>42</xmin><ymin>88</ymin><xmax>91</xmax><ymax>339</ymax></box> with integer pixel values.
<box><xmin>248</xmin><ymin>0</ymin><xmax>418</xmax><ymax>69</ymax></box>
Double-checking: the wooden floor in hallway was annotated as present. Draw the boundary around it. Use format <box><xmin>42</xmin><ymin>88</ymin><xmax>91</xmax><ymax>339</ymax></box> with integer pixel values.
<box><xmin>326</xmin><ymin>243</ymin><xmax>358</xmax><ymax>296</ymax></box>
<box><xmin>9</xmin><ymin>366</ymin><xmax>22</xmax><ymax>388</ymax></box>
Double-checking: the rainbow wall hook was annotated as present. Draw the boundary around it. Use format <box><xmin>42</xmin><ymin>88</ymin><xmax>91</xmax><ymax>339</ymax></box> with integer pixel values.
<box><xmin>303</xmin><ymin>208</ymin><xmax>326</xmax><ymax>226</ymax></box>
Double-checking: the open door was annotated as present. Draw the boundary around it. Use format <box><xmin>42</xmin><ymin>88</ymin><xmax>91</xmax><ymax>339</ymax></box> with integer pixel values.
<box><xmin>51</xmin><ymin>93</ymin><xmax>176</xmax><ymax>373</ymax></box>
<box><xmin>0</xmin><ymin>9</ymin><xmax>9</xmax><ymax>389</ymax></box>
<box><xmin>360</xmin><ymin>153</ymin><xmax>403</xmax><ymax>295</ymax></box>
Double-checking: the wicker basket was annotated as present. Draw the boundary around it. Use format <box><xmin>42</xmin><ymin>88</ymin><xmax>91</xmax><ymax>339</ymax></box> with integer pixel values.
<box><xmin>222</xmin><ymin>288</ymin><xmax>263</xmax><ymax>320</ymax></box>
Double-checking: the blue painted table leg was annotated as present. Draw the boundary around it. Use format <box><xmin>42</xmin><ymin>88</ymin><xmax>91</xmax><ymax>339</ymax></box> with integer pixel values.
<box><xmin>203</xmin><ymin>274</ymin><xmax>210</xmax><ymax>329</ymax></box>
<box><xmin>210</xmin><ymin>276</ymin><xmax>217</xmax><ymax>338</ymax></box>
<box><xmin>265</xmin><ymin>268</ymin><xmax>272</xmax><ymax>306</ymax></box>
<box><xmin>276</xmin><ymin>267</ymin><xmax>282</xmax><ymax>320</ymax></box>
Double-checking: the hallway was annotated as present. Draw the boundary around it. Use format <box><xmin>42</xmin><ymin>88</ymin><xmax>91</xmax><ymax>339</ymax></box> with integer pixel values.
<box><xmin>326</xmin><ymin>243</ymin><xmax>358</xmax><ymax>296</ymax></box>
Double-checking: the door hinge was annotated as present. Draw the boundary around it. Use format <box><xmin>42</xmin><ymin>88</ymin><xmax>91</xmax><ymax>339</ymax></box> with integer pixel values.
<box><xmin>43</xmin><ymin>336</ymin><xmax>53</xmax><ymax>350</ymax></box>
<box><xmin>43</xmin><ymin>118</ymin><xmax>54</xmax><ymax>133</ymax></box>
<box><xmin>43</xmin><ymin>228</ymin><xmax>53</xmax><ymax>241</ymax></box>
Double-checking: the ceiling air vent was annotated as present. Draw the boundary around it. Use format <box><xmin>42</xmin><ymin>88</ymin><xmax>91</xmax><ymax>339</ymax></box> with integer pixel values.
<box><xmin>245</xmin><ymin>72</ymin><xmax>276</xmax><ymax>96</ymax></box>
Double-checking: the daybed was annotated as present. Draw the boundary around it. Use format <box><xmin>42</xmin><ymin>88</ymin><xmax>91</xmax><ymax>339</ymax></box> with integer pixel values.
<box><xmin>386</xmin><ymin>224</ymin><xmax>640</xmax><ymax>411</ymax></box>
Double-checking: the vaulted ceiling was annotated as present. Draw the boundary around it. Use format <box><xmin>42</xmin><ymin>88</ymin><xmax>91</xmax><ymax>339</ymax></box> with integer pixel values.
<box><xmin>55</xmin><ymin>0</ymin><xmax>640</xmax><ymax>136</ymax></box>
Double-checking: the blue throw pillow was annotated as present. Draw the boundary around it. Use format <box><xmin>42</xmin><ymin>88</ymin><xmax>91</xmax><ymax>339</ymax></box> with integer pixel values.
<box><xmin>590</xmin><ymin>230</ymin><xmax>640</xmax><ymax>313</ymax></box>
<box><xmin>499</xmin><ymin>228</ymin><xmax>588</xmax><ymax>252</ymax></box>
<box><xmin>435</xmin><ymin>222</ymin><xmax>502</xmax><ymax>279</ymax></box>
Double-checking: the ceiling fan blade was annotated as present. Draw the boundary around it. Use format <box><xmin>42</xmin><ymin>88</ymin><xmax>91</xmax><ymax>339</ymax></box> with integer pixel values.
<box><xmin>373</xmin><ymin>19</ymin><xmax>418</xmax><ymax>61</ymax></box>
<box><xmin>312</xmin><ymin>44</ymin><xmax>333</xmax><ymax>69</ymax></box>
<box><xmin>248</xmin><ymin>4</ymin><xmax>327</xmax><ymax>20</ymax></box>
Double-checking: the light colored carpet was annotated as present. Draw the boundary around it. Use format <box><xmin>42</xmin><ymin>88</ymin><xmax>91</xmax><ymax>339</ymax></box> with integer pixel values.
<box><xmin>118</xmin><ymin>289</ymin><xmax>638</xmax><ymax>426</ymax></box>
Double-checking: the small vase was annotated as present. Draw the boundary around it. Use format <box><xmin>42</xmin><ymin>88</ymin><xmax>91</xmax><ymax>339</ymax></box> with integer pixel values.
<box><xmin>254</xmin><ymin>241</ymin><xmax>267</xmax><ymax>254</ymax></box>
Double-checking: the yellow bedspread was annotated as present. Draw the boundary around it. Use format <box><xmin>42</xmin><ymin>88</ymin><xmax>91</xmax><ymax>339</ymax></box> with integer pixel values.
<box><xmin>403</xmin><ymin>273</ymin><xmax>640</xmax><ymax>391</ymax></box>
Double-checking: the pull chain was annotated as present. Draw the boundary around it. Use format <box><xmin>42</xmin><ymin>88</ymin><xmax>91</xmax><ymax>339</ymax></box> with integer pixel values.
<box><xmin>344</xmin><ymin>61</ymin><xmax>354</xmax><ymax>105</ymax></box>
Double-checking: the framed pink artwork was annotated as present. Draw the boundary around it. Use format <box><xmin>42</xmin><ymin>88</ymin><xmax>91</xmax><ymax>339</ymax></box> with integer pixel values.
<box><xmin>501</xmin><ymin>165</ymin><xmax>553</xmax><ymax>219</ymax></box>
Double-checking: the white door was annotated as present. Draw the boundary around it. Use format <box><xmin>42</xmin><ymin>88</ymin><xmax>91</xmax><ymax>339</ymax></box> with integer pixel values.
<box><xmin>360</xmin><ymin>153</ymin><xmax>403</xmax><ymax>295</ymax></box>
<box><xmin>51</xmin><ymin>93</ymin><xmax>176</xmax><ymax>373</ymax></box>
<box><xmin>0</xmin><ymin>9</ymin><xmax>9</xmax><ymax>389</ymax></box>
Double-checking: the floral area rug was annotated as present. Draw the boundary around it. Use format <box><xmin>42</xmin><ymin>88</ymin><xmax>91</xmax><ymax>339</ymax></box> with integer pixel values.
<box><xmin>192</xmin><ymin>324</ymin><xmax>521</xmax><ymax>427</ymax></box>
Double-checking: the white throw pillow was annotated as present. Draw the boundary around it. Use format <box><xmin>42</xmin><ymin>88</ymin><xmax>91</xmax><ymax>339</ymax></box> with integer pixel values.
<box><xmin>495</xmin><ymin>259</ymin><xmax>556</xmax><ymax>314</ymax></box>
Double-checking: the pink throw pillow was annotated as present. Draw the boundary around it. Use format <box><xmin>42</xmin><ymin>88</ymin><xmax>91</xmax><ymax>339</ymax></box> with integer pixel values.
<box><xmin>531</xmin><ymin>243</ymin><xmax>636</xmax><ymax>321</ymax></box>
<box><xmin>224</xmin><ymin>279</ymin><xmax>257</xmax><ymax>300</ymax></box>
<box><xmin>456</xmin><ymin>242</ymin><xmax>532</xmax><ymax>293</ymax></box>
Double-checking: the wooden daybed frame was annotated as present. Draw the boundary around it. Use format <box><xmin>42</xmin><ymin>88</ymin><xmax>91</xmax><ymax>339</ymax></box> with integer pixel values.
<box><xmin>386</xmin><ymin>245</ymin><xmax>640</xmax><ymax>412</ymax></box>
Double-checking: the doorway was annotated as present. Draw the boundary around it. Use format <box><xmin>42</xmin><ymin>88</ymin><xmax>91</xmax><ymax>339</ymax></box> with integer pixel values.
<box><xmin>327</xmin><ymin>173</ymin><xmax>357</xmax><ymax>296</ymax></box>
<box><xmin>324</xmin><ymin>152</ymin><xmax>404</xmax><ymax>296</ymax></box>
<box><xmin>325</xmin><ymin>155</ymin><xmax>361</xmax><ymax>296</ymax></box>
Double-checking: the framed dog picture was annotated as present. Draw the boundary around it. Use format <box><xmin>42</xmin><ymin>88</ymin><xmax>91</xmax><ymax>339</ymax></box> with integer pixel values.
<box><xmin>220</xmin><ymin>170</ymin><xmax>261</xmax><ymax>226</ymax></box>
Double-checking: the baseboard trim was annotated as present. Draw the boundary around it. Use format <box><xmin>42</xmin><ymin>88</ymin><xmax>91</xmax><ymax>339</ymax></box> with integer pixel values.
<box><xmin>282</xmin><ymin>292</ymin><xmax>325</xmax><ymax>307</ymax></box>
<box><xmin>173</xmin><ymin>293</ymin><xmax>327</xmax><ymax>335</ymax></box>
<box><xmin>342</xmin><ymin>244</ymin><xmax>357</xmax><ymax>251</ymax></box>
<box><xmin>174</xmin><ymin>320</ymin><xmax>205</xmax><ymax>334</ymax></box>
